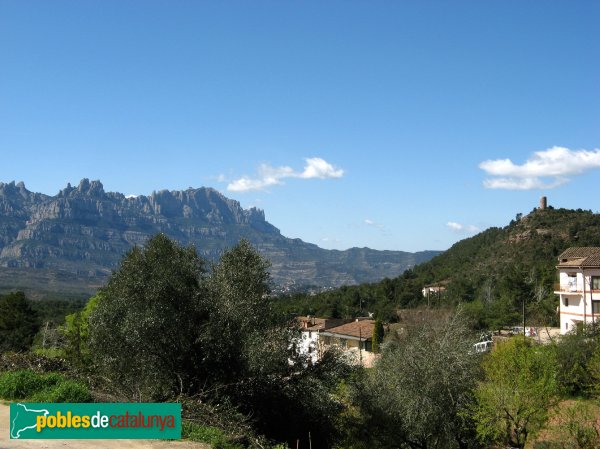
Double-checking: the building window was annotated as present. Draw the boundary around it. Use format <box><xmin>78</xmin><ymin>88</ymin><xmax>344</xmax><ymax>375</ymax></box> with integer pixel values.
<box><xmin>568</xmin><ymin>274</ymin><xmax>577</xmax><ymax>291</ymax></box>
<box><xmin>592</xmin><ymin>276</ymin><xmax>600</xmax><ymax>291</ymax></box>
<box><xmin>566</xmin><ymin>322</ymin><xmax>569</xmax><ymax>330</ymax></box>
<box><xmin>308</xmin><ymin>331</ymin><xmax>312</xmax><ymax>339</ymax></box>
<box><xmin>593</xmin><ymin>301</ymin><xmax>600</xmax><ymax>314</ymax></box>
<box><xmin>564</xmin><ymin>298</ymin><xmax>569</xmax><ymax>307</ymax></box>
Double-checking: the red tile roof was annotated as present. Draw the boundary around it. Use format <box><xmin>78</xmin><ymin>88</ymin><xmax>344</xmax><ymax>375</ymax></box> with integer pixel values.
<box><xmin>296</xmin><ymin>316</ymin><xmax>350</xmax><ymax>331</ymax></box>
<box><xmin>322</xmin><ymin>319</ymin><xmax>375</xmax><ymax>340</ymax></box>
<box><xmin>558</xmin><ymin>247</ymin><xmax>600</xmax><ymax>268</ymax></box>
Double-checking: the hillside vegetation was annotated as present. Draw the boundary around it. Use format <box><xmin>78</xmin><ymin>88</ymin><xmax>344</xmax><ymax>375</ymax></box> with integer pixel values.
<box><xmin>276</xmin><ymin>207</ymin><xmax>600</xmax><ymax>328</ymax></box>
<box><xmin>3</xmin><ymin>231</ymin><xmax>600</xmax><ymax>448</ymax></box>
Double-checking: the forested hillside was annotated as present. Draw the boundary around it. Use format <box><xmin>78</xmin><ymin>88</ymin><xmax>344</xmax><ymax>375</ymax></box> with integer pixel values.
<box><xmin>276</xmin><ymin>207</ymin><xmax>600</xmax><ymax>328</ymax></box>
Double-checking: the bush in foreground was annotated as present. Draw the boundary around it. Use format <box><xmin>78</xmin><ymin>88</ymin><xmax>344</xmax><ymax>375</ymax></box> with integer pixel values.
<box><xmin>0</xmin><ymin>370</ymin><xmax>91</xmax><ymax>402</ymax></box>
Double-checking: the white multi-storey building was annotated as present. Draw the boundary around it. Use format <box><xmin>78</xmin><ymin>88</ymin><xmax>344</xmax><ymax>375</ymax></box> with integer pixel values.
<box><xmin>555</xmin><ymin>247</ymin><xmax>600</xmax><ymax>334</ymax></box>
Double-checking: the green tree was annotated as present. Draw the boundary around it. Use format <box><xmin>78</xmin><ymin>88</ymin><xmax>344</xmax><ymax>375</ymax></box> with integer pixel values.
<box><xmin>473</xmin><ymin>338</ymin><xmax>560</xmax><ymax>449</ymax></box>
<box><xmin>371</xmin><ymin>319</ymin><xmax>384</xmax><ymax>354</ymax></box>
<box><xmin>200</xmin><ymin>239</ymin><xmax>350</xmax><ymax>448</ymax></box>
<box><xmin>352</xmin><ymin>311</ymin><xmax>481</xmax><ymax>449</ymax></box>
<box><xmin>587</xmin><ymin>339</ymin><xmax>600</xmax><ymax>398</ymax></box>
<box><xmin>61</xmin><ymin>294</ymin><xmax>101</xmax><ymax>367</ymax></box>
<box><xmin>199</xmin><ymin>239</ymin><xmax>278</xmax><ymax>384</ymax></box>
<box><xmin>554</xmin><ymin>324</ymin><xmax>600</xmax><ymax>397</ymax></box>
<box><xmin>89</xmin><ymin>233</ymin><xmax>206</xmax><ymax>400</ymax></box>
<box><xmin>0</xmin><ymin>291</ymin><xmax>40</xmax><ymax>353</ymax></box>
<box><xmin>88</xmin><ymin>236</ymin><xmax>350</xmax><ymax>446</ymax></box>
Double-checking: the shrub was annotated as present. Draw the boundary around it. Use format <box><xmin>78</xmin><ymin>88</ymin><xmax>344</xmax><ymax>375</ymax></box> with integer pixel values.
<box><xmin>0</xmin><ymin>370</ymin><xmax>46</xmax><ymax>399</ymax></box>
<box><xmin>182</xmin><ymin>421</ymin><xmax>244</xmax><ymax>449</ymax></box>
<box><xmin>31</xmin><ymin>379</ymin><xmax>92</xmax><ymax>402</ymax></box>
<box><xmin>0</xmin><ymin>370</ymin><xmax>91</xmax><ymax>402</ymax></box>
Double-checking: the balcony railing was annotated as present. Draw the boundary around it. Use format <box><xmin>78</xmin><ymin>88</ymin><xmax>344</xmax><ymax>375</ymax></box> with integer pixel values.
<box><xmin>554</xmin><ymin>282</ymin><xmax>581</xmax><ymax>293</ymax></box>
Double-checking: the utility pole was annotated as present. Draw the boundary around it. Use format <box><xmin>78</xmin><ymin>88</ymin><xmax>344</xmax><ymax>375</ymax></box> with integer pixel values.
<box><xmin>359</xmin><ymin>327</ymin><xmax>363</xmax><ymax>366</ymax></box>
<box><xmin>522</xmin><ymin>296</ymin><xmax>526</xmax><ymax>339</ymax></box>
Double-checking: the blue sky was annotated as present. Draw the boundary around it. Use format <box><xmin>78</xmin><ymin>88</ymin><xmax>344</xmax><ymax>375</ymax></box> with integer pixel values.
<box><xmin>1</xmin><ymin>1</ymin><xmax>599</xmax><ymax>252</ymax></box>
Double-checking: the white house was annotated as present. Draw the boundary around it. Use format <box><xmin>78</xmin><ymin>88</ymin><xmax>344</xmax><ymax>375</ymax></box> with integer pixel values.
<box><xmin>319</xmin><ymin>318</ymin><xmax>378</xmax><ymax>367</ymax></box>
<box><xmin>295</xmin><ymin>316</ymin><xmax>350</xmax><ymax>364</ymax></box>
<box><xmin>421</xmin><ymin>280</ymin><xmax>448</xmax><ymax>299</ymax></box>
<box><xmin>555</xmin><ymin>247</ymin><xmax>600</xmax><ymax>334</ymax></box>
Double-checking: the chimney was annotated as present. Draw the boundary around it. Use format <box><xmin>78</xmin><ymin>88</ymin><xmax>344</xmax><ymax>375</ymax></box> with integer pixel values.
<box><xmin>540</xmin><ymin>196</ymin><xmax>547</xmax><ymax>210</ymax></box>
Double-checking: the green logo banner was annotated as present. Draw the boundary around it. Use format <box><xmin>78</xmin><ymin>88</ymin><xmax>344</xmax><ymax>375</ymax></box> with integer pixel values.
<box><xmin>10</xmin><ymin>402</ymin><xmax>181</xmax><ymax>439</ymax></box>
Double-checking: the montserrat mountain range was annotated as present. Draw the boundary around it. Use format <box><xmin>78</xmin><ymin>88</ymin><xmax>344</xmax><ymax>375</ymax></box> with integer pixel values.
<box><xmin>0</xmin><ymin>179</ymin><xmax>439</xmax><ymax>298</ymax></box>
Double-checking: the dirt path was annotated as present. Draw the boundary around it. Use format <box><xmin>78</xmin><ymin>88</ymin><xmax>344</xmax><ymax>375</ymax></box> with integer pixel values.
<box><xmin>0</xmin><ymin>403</ymin><xmax>210</xmax><ymax>449</ymax></box>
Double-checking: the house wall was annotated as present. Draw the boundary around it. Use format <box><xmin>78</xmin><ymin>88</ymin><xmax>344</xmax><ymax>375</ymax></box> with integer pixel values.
<box><xmin>298</xmin><ymin>330</ymin><xmax>319</xmax><ymax>364</ymax></box>
<box><xmin>319</xmin><ymin>335</ymin><xmax>377</xmax><ymax>366</ymax></box>
<box><xmin>341</xmin><ymin>347</ymin><xmax>378</xmax><ymax>368</ymax></box>
<box><xmin>558</xmin><ymin>268</ymin><xmax>600</xmax><ymax>334</ymax></box>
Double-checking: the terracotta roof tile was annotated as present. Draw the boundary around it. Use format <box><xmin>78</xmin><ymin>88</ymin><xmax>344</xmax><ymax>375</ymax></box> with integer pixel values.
<box><xmin>323</xmin><ymin>319</ymin><xmax>375</xmax><ymax>340</ymax></box>
<box><xmin>296</xmin><ymin>317</ymin><xmax>350</xmax><ymax>331</ymax></box>
<box><xmin>558</xmin><ymin>247</ymin><xmax>600</xmax><ymax>268</ymax></box>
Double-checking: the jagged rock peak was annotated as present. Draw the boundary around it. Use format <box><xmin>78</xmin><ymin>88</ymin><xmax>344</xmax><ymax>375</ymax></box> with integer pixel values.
<box><xmin>0</xmin><ymin>180</ymin><xmax>29</xmax><ymax>192</ymax></box>
<box><xmin>58</xmin><ymin>179</ymin><xmax>105</xmax><ymax>198</ymax></box>
<box><xmin>0</xmin><ymin>181</ymin><xmax>33</xmax><ymax>201</ymax></box>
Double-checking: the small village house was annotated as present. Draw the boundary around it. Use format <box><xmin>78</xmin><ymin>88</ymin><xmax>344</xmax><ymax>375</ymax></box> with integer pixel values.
<box><xmin>555</xmin><ymin>247</ymin><xmax>600</xmax><ymax>334</ymax></box>
<box><xmin>319</xmin><ymin>318</ymin><xmax>378</xmax><ymax>367</ymax></box>
<box><xmin>296</xmin><ymin>317</ymin><xmax>380</xmax><ymax>367</ymax></box>
<box><xmin>296</xmin><ymin>316</ymin><xmax>351</xmax><ymax>364</ymax></box>
<box><xmin>421</xmin><ymin>284</ymin><xmax>446</xmax><ymax>298</ymax></box>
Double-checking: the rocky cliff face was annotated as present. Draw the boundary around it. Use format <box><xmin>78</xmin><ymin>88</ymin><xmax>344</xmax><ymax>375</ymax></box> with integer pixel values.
<box><xmin>0</xmin><ymin>179</ymin><xmax>439</xmax><ymax>297</ymax></box>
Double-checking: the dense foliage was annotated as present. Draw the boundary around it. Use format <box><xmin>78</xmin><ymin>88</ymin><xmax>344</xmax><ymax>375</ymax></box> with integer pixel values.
<box><xmin>4</xmin><ymin>210</ymin><xmax>600</xmax><ymax>447</ymax></box>
<box><xmin>88</xmin><ymin>234</ymin><xmax>351</xmax><ymax>448</ymax></box>
<box><xmin>347</xmin><ymin>311</ymin><xmax>480</xmax><ymax>449</ymax></box>
<box><xmin>61</xmin><ymin>294</ymin><xmax>100</xmax><ymax>367</ymax></box>
<box><xmin>0</xmin><ymin>370</ymin><xmax>91</xmax><ymax>402</ymax></box>
<box><xmin>30</xmin><ymin>297</ymin><xmax>86</xmax><ymax>325</ymax></box>
<box><xmin>89</xmin><ymin>233</ymin><xmax>206</xmax><ymax>400</ymax></box>
<box><xmin>276</xmin><ymin>208</ymin><xmax>600</xmax><ymax>329</ymax></box>
<box><xmin>0</xmin><ymin>291</ymin><xmax>40</xmax><ymax>352</ymax></box>
<box><xmin>473</xmin><ymin>338</ymin><xmax>560</xmax><ymax>449</ymax></box>
<box><xmin>553</xmin><ymin>323</ymin><xmax>600</xmax><ymax>397</ymax></box>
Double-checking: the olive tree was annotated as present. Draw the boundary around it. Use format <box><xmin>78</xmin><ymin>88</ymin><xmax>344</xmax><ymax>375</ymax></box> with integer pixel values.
<box><xmin>352</xmin><ymin>310</ymin><xmax>481</xmax><ymax>449</ymax></box>
<box><xmin>88</xmin><ymin>236</ymin><xmax>350</xmax><ymax>446</ymax></box>
<box><xmin>200</xmin><ymin>239</ymin><xmax>351</xmax><ymax>448</ymax></box>
<box><xmin>89</xmin><ymin>233</ymin><xmax>206</xmax><ymax>400</ymax></box>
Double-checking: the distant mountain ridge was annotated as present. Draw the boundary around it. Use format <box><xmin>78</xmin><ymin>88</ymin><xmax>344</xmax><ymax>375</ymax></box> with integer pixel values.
<box><xmin>0</xmin><ymin>179</ymin><xmax>440</xmax><ymax>299</ymax></box>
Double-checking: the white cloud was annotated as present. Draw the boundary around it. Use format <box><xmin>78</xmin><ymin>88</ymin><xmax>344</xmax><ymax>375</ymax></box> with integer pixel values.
<box><xmin>446</xmin><ymin>221</ymin><xmax>480</xmax><ymax>234</ymax></box>
<box><xmin>125</xmin><ymin>194</ymin><xmax>138</xmax><ymax>199</ymax></box>
<box><xmin>227</xmin><ymin>157</ymin><xmax>344</xmax><ymax>192</ymax></box>
<box><xmin>216</xmin><ymin>174</ymin><xmax>227</xmax><ymax>183</ymax></box>
<box><xmin>364</xmin><ymin>218</ymin><xmax>385</xmax><ymax>230</ymax></box>
<box><xmin>446</xmin><ymin>222</ymin><xmax>463</xmax><ymax>231</ymax></box>
<box><xmin>480</xmin><ymin>146</ymin><xmax>600</xmax><ymax>190</ymax></box>
<box><xmin>299</xmin><ymin>157</ymin><xmax>344</xmax><ymax>179</ymax></box>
